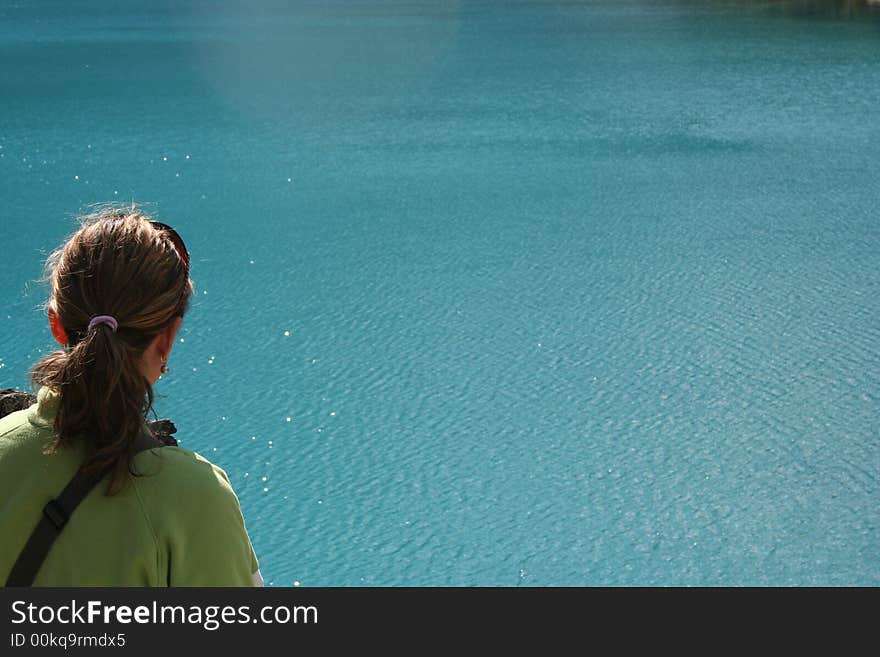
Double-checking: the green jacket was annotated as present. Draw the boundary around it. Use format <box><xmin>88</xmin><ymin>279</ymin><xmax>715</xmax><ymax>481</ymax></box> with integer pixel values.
<box><xmin>0</xmin><ymin>388</ymin><xmax>261</xmax><ymax>586</ymax></box>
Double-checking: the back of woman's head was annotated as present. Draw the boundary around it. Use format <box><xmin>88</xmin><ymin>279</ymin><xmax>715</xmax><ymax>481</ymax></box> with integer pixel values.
<box><xmin>32</xmin><ymin>206</ymin><xmax>193</xmax><ymax>494</ymax></box>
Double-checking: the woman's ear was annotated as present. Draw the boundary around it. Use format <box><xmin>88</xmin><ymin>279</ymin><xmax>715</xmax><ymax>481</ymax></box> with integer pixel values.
<box><xmin>48</xmin><ymin>308</ymin><xmax>69</xmax><ymax>347</ymax></box>
<box><xmin>158</xmin><ymin>316</ymin><xmax>184</xmax><ymax>359</ymax></box>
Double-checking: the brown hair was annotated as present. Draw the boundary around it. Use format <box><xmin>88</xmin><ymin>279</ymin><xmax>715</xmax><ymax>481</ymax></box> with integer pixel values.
<box><xmin>31</xmin><ymin>206</ymin><xmax>193</xmax><ymax>494</ymax></box>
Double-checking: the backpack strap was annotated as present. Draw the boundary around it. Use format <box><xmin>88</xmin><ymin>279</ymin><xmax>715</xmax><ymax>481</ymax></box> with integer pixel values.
<box><xmin>5</xmin><ymin>465</ymin><xmax>111</xmax><ymax>586</ymax></box>
<box><xmin>5</xmin><ymin>427</ymin><xmax>178</xmax><ymax>587</ymax></box>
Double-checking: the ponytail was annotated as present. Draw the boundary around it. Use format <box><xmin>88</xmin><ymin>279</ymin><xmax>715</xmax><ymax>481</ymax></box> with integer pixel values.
<box><xmin>32</xmin><ymin>321</ymin><xmax>155</xmax><ymax>494</ymax></box>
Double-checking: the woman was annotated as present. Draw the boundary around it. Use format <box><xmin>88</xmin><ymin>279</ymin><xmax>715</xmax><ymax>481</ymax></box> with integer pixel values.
<box><xmin>0</xmin><ymin>207</ymin><xmax>262</xmax><ymax>586</ymax></box>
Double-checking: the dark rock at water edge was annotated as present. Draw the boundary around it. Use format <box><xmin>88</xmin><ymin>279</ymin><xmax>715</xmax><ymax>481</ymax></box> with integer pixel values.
<box><xmin>0</xmin><ymin>388</ymin><xmax>36</xmax><ymax>419</ymax></box>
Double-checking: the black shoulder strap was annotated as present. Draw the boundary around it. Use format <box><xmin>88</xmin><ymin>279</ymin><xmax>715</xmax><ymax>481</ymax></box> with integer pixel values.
<box><xmin>5</xmin><ymin>465</ymin><xmax>111</xmax><ymax>587</ymax></box>
<box><xmin>5</xmin><ymin>429</ymin><xmax>177</xmax><ymax>587</ymax></box>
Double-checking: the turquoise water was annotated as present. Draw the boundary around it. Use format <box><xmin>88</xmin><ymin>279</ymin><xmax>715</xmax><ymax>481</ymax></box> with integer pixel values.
<box><xmin>1</xmin><ymin>0</ymin><xmax>878</xmax><ymax>585</ymax></box>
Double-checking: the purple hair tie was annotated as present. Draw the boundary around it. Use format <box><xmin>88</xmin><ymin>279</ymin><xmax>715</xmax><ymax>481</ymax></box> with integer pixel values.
<box><xmin>88</xmin><ymin>315</ymin><xmax>118</xmax><ymax>332</ymax></box>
